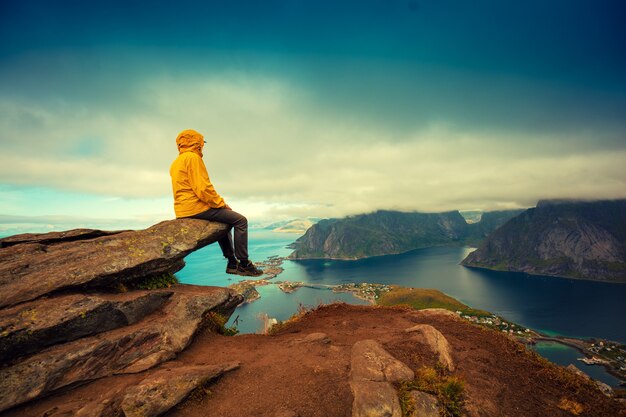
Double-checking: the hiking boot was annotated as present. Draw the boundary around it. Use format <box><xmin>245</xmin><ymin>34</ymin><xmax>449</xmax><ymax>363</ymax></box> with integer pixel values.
<box><xmin>226</xmin><ymin>258</ymin><xmax>239</xmax><ymax>274</ymax></box>
<box><xmin>236</xmin><ymin>260</ymin><xmax>263</xmax><ymax>277</ymax></box>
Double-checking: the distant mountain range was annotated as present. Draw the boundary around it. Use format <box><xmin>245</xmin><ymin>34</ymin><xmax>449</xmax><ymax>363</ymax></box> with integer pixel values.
<box><xmin>288</xmin><ymin>209</ymin><xmax>524</xmax><ymax>260</ymax></box>
<box><xmin>462</xmin><ymin>199</ymin><xmax>626</xmax><ymax>283</ymax></box>
<box><xmin>261</xmin><ymin>218</ymin><xmax>321</xmax><ymax>234</ymax></box>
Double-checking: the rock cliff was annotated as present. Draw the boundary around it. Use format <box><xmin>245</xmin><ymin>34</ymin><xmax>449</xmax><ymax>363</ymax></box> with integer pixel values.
<box><xmin>0</xmin><ymin>219</ymin><xmax>243</xmax><ymax>414</ymax></box>
<box><xmin>462</xmin><ymin>199</ymin><xmax>626</xmax><ymax>282</ymax></box>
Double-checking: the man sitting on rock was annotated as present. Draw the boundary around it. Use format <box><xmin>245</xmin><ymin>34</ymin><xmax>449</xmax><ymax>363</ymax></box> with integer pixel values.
<box><xmin>170</xmin><ymin>129</ymin><xmax>263</xmax><ymax>277</ymax></box>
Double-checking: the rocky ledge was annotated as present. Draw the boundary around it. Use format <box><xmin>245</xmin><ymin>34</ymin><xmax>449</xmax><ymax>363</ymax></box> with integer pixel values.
<box><xmin>0</xmin><ymin>220</ymin><xmax>243</xmax><ymax>415</ymax></box>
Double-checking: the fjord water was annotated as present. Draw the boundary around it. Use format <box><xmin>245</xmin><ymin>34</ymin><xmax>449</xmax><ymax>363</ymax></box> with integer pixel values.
<box><xmin>178</xmin><ymin>230</ymin><xmax>625</xmax><ymax>387</ymax></box>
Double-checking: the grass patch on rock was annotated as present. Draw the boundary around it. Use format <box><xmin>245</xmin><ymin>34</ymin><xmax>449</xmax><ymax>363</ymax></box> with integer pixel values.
<box><xmin>397</xmin><ymin>365</ymin><xmax>465</xmax><ymax>417</ymax></box>
<box><xmin>132</xmin><ymin>273</ymin><xmax>178</xmax><ymax>290</ymax></box>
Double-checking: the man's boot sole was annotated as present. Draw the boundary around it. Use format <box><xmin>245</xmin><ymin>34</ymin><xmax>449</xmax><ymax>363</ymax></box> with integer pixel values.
<box><xmin>226</xmin><ymin>268</ymin><xmax>239</xmax><ymax>274</ymax></box>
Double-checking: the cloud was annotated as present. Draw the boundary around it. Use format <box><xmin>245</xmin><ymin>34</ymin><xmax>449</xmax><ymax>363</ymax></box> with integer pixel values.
<box><xmin>1</xmin><ymin>70</ymin><xmax>625</xmax><ymax>221</ymax></box>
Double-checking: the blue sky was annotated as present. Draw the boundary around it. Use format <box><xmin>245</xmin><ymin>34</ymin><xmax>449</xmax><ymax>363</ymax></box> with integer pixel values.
<box><xmin>1</xmin><ymin>1</ymin><xmax>625</xmax><ymax>233</ymax></box>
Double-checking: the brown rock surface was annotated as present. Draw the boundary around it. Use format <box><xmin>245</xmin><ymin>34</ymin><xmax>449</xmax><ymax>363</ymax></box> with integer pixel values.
<box><xmin>0</xmin><ymin>220</ymin><xmax>244</xmax><ymax>415</ymax></box>
<box><xmin>0</xmin><ymin>285</ymin><xmax>241</xmax><ymax>412</ymax></box>
<box><xmin>350</xmin><ymin>379</ymin><xmax>402</xmax><ymax>417</ymax></box>
<box><xmin>350</xmin><ymin>339</ymin><xmax>415</xmax><ymax>383</ymax></box>
<box><xmin>120</xmin><ymin>362</ymin><xmax>240</xmax><ymax>417</ymax></box>
<box><xmin>407</xmin><ymin>391</ymin><xmax>439</xmax><ymax>417</ymax></box>
<box><xmin>0</xmin><ymin>291</ymin><xmax>172</xmax><ymax>364</ymax></box>
<box><xmin>0</xmin><ymin>219</ymin><xmax>228</xmax><ymax>307</ymax></box>
<box><xmin>350</xmin><ymin>339</ymin><xmax>414</xmax><ymax>417</ymax></box>
<box><xmin>404</xmin><ymin>323</ymin><xmax>455</xmax><ymax>371</ymax></box>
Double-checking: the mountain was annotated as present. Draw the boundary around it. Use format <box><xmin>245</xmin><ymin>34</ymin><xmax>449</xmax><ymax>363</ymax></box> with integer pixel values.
<box><xmin>462</xmin><ymin>199</ymin><xmax>626</xmax><ymax>282</ymax></box>
<box><xmin>289</xmin><ymin>209</ymin><xmax>523</xmax><ymax>259</ymax></box>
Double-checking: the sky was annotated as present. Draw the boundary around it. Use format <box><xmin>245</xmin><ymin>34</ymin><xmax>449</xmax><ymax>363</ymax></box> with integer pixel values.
<box><xmin>1</xmin><ymin>0</ymin><xmax>625</xmax><ymax>233</ymax></box>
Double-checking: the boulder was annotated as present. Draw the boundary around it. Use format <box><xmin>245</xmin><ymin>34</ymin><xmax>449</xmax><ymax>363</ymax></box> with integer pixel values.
<box><xmin>350</xmin><ymin>339</ymin><xmax>415</xmax><ymax>383</ymax></box>
<box><xmin>350</xmin><ymin>379</ymin><xmax>402</xmax><ymax>417</ymax></box>
<box><xmin>0</xmin><ymin>286</ymin><xmax>242</xmax><ymax>412</ymax></box>
<box><xmin>0</xmin><ymin>291</ymin><xmax>172</xmax><ymax>364</ymax></box>
<box><xmin>0</xmin><ymin>219</ymin><xmax>229</xmax><ymax>308</ymax></box>
<box><xmin>120</xmin><ymin>362</ymin><xmax>240</xmax><ymax>417</ymax></box>
<box><xmin>404</xmin><ymin>324</ymin><xmax>455</xmax><ymax>371</ymax></box>
<box><xmin>350</xmin><ymin>339</ymin><xmax>414</xmax><ymax>417</ymax></box>
<box><xmin>407</xmin><ymin>391</ymin><xmax>439</xmax><ymax>417</ymax></box>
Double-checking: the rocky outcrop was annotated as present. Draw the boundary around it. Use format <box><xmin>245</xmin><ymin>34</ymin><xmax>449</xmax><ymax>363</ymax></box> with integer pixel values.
<box><xmin>0</xmin><ymin>291</ymin><xmax>172</xmax><ymax>364</ymax></box>
<box><xmin>62</xmin><ymin>362</ymin><xmax>241</xmax><ymax>417</ymax></box>
<box><xmin>289</xmin><ymin>209</ymin><xmax>524</xmax><ymax>260</ymax></box>
<box><xmin>120</xmin><ymin>362</ymin><xmax>240</xmax><ymax>417</ymax></box>
<box><xmin>462</xmin><ymin>199</ymin><xmax>626</xmax><ymax>282</ymax></box>
<box><xmin>404</xmin><ymin>324</ymin><xmax>455</xmax><ymax>371</ymax></box>
<box><xmin>0</xmin><ymin>218</ymin><xmax>229</xmax><ymax>308</ymax></box>
<box><xmin>0</xmin><ymin>220</ymin><xmax>243</xmax><ymax>413</ymax></box>
<box><xmin>407</xmin><ymin>391</ymin><xmax>439</xmax><ymax>417</ymax></box>
<box><xmin>350</xmin><ymin>339</ymin><xmax>414</xmax><ymax>417</ymax></box>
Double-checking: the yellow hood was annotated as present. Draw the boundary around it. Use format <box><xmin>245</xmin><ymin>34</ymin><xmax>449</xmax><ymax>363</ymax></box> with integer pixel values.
<box><xmin>176</xmin><ymin>129</ymin><xmax>204</xmax><ymax>157</ymax></box>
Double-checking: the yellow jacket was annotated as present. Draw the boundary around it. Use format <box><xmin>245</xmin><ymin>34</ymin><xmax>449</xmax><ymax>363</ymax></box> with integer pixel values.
<box><xmin>170</xmin><ymin>130</ymin><xmax>225</xmax><ymax>218</ymax></box>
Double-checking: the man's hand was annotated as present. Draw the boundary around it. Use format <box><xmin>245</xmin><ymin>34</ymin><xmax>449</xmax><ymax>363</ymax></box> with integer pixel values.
<box><xmin>224</xmin><ymin>203</ymin><xmax>232</xmax><ymax>210</ymax></box>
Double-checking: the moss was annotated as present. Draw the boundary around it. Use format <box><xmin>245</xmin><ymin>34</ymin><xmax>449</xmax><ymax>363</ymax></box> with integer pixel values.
<box><xmin>397</xmin><ymin>365</ymin><xmax>466</xmax><ymax>417</ymax></box>
<box><xmin>132</xmin><ymin>273</ymin><xmax>178</xmax><ymax>290</ymax></box>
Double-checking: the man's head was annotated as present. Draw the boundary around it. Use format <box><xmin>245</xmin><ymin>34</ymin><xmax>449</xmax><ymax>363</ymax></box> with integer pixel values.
<box><xmin>176</xmin><ymin>129</ymin><xmax>205</xmax><ymax>155</ymax></box>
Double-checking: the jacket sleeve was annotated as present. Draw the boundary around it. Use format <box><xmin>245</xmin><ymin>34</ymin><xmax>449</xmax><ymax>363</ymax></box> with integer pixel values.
<box><xmin>187</xmin><ymin>154</ymin><xmax>226</xmax><ymax>208</ymax></box>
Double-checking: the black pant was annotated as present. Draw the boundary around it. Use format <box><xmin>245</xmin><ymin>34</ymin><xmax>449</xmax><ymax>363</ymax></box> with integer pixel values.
<box><xmin>189</xmin><ymin>208</ymin><xmax>248</xmax><ymax>261</ymax></box>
